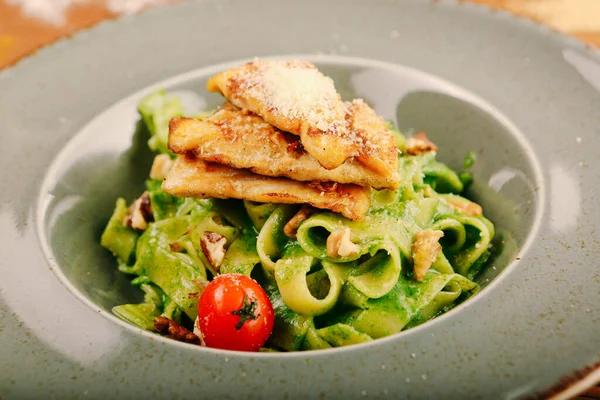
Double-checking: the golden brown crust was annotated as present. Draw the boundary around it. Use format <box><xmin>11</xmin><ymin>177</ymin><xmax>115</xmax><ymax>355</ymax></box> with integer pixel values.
<box><xmin>206</xmin><ymin>60</ymin><xmax>397</xmax><ymax>171</ymax></box>
<box><xmin>162</xmin><ymin>155</ymin><xmax>370</xmax><ymax>220</ymax></box>
<box><xmin>345</xmin><ymin>99</ymin><xmax>399</xmax><ymax>178</ymax></box>
<box><xmin>168</xmin><ymin>106</ymin><xmax>400</xmax><ymax>190</ymax></box>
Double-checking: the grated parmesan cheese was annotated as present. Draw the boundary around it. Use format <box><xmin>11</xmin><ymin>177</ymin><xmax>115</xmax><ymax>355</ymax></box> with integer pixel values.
<box><xmin>241</xmin><ymin>60</ymin><xmax>341</xmax><ymax>130</ymax></box>
<box><xmin>207</xmin><ymin>59</ymin><xmax>399</xmax><ymax>173</ymax></box>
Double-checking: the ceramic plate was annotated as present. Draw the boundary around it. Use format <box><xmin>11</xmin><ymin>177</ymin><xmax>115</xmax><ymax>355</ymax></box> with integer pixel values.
<box><xmin>1</xmin><ymin>0</ymin><xmax>599</xmax><ymax>398</ymax></box>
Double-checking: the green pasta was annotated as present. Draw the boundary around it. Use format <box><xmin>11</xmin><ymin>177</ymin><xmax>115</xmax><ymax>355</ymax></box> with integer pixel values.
<box><xmin>138</xmin><ymin>90</ymin><xmax>184</xmax><ymax>154</ymax></box>
<box><xmin>100</xmin><ymin>90</ymin><xmax>496</xmax><ymax>351</ymax></box>
<box><xmin>100</xmin><ymin>198</ymin><xmax>140</xmax><ymax>264</ymax></box>
<box><xmin>274</xmin><ymin>243</ymin><xmax>345</xmax><ymax>316</ymax></box>
<box><xmin>132</xmin><ymin>216</ymin><xmax>208</xmax><ymax>319</ymax></box>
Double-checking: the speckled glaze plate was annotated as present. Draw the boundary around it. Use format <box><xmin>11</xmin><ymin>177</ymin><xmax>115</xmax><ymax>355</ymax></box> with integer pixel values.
<box><xmin>1</xmin><ymin>0</ymin><xmax>599</xmax><ymax>399</ymax></box>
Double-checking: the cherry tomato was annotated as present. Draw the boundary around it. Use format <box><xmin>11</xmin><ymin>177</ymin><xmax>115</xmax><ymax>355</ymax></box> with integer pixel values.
<box><xmin>198</xmin><ymin>273</ymin><xmax>274</xmax><ymax>352</ymax></box>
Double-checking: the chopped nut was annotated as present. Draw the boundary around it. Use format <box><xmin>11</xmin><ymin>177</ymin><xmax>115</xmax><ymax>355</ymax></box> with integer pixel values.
<box><xmin>193</xmin><ymin>316</ymin><xmax>207</xmax><ymax>346</ymax></box>
<box><xmin>169</xmin><ymin>242</ymin><xmax>183</xmax><ymax>252</ymax></box>
<box><xmin>149</xmin><ymin>154</ymin><xmax>174</xmax><ymax>180</ymax></box>
<box><xmin>405</xmin><ymin>132</ymin><xmax>438</xmax><ymax>155</ymax></box>
<box><xmin>153</xmin><ymin>315</ymin><xmax>170</xmax><ymax>332</ymax></box>
<box><xmin>283</xmin><ymin>205</ymin><xmax>315</xmax><ymax>239</ymax></box>
<box><xmin>326</xmin><ymin>227</ymin><xmax>360</xmax><ymax>258</ymax></box>
<box><xmin>422</xmin><ymin>185</ymin><xmax>435</xmax><ymax>198</ymax></box>
<box><xmin>445</xmin><ymin>196</ymin><xmax>483</xmax><ymax>217</ymax></box>
<box><xmin>154</xmin><ymin>316</ymin><xmax>200</xmax><ymax>345</ymax></box>
<box><xmin>412</xmin><ymin>229</ymin><xmax>444</xmax><ymax>281</ymax></box>
<box><xmin>123</xmin><ymin>191</ymin><xmax>153</xmax><ymax>231</ymax></box>
<box><xmin>200</xmin><ymin>232</ymin><xmax>227</xmax><ymax>270</ymax></box>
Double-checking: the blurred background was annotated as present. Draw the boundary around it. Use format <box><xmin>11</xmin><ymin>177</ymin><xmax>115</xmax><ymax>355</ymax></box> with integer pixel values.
<box><xmin>0</xmin><ymin>0</ymin><xmax>599</xmax><ymax>69</ymax></box>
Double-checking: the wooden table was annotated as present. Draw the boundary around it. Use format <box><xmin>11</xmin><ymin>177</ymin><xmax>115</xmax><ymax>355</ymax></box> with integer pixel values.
<box><xmin>1</xmin><ymin>0</ymin><xmax>599</xmax><ymax>68</ymax></box>
<box><xmin>0</xmin><ymin>0</ymin><xmax>598</xmax><ymax>398</ymax></box>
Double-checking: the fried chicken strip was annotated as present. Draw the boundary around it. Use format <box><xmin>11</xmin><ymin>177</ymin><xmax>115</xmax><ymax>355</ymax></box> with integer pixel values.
<box><xmin>168</xmin><ymin>104</ymin><xmax>399</xmax><ymax>190</ymax></box>
<box><xmin>162</xmin><ymin>155</ymin><xmax>371</xmax><ymax>220</ymax></box>
<box><xmin>207</xmin><ymin>59</ymin><xmax>357</xmax><ymax>170</ymax></box>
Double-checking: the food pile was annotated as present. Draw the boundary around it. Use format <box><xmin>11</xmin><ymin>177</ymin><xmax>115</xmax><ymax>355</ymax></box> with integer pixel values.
<box><xmin>101</xmin><ymin>59</ymin><xmax>493</xmax><ymax>352</ymax></box>
<box><xmin>162</xmin><ymin>59</ymin><xmax>402</xmax><ymax>220</ymax></box>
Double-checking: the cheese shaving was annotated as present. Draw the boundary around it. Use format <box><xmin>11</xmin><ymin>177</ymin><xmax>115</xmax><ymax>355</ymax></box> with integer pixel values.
<box><xmin>240</xmin><ymin>60</ymin><xmax>341</xmax><ymax>131</ymax></box>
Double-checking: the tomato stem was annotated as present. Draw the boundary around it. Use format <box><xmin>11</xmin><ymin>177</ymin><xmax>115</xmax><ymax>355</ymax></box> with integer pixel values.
<box><xmin>231</xmin><ymin>294</ymin><xmax>260</xmax><ymax>330</ymax></box>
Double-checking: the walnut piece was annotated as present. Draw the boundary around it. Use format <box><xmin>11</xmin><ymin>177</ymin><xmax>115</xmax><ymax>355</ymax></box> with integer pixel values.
<box><xmin>200</xmin><ymin>232</ymin><xmax>227</xmax><ymax>270</ymax></box>
<box><xmin>412</xmin><ymin>229</ymin><xmax>445</xmax><ymax>281</ymax></box>
<box><xmin>405</xmin><ymin>132</ymin><xmax>438</xmax><ymax>155</ymax></box>
<box><xmin>169</xmin><ymin>242</ymin><xmax>183</xmax><ymax>252</ymax></box>
<box><xmin>422</xmin><ymin>185</ymin><xmax>435</xmax><ymax>198</ymax></box>
<box><xmin>326</xmin><ymin>227</ymin><xmax>360</xmax><ymax>258</ymax></box>
<box><xmin>445</xmin><ymin>196</ymin><xmax>483</xmax><ymax>217</ymax></box>
<box><xmin>154</xmin><ymin>316</ymin><xmax>200</xmax><ymax>344</ymax></box>
<box><xmin>123</xmin><ymin>191</ymin><xmax>153</xmax><ymax>231</ymax></box>
<box><xmin>193</xmin><ymin>316</ymin><xmax>207</xmax><ymax>346</ymax></box>
<box><xmin>283</xmin><ymin>205</ymin><xmax>315</xmax><ymax>239</ymax></box>
<box><xmin>149</xmin><ymin>154</ymin><xmax>174</xmax><ymax>180</ymax></box>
